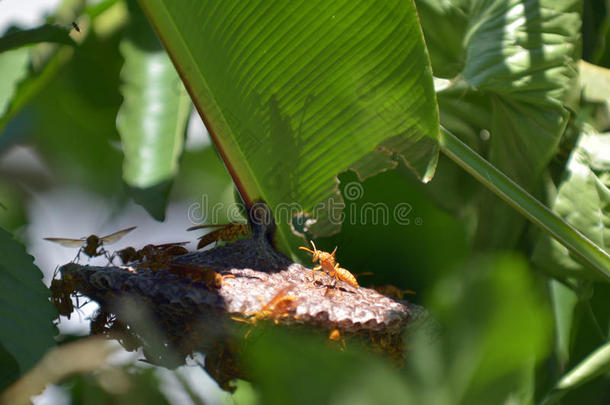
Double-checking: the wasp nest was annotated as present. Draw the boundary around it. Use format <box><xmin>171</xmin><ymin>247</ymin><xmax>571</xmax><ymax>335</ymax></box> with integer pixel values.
<box><xmin>52</xmin><ymin>203</ymin><xmax>427</xmax><ymax>391</ymax></box>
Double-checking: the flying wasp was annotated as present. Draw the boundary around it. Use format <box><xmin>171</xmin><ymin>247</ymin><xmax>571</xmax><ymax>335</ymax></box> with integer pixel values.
<box><xmin>45</xmin><ymin>226</ymin><xmax>136</xmax><ymax>262</ymax></box>
<box><xmin>187</xmin><ymin>222</ymin><xmax>249</xmax><ymax>249</ymax></box>
<box><xmin>299</xmin><ymin>241</ymin><xmax>359</xmax><ymax>289</ymax></box>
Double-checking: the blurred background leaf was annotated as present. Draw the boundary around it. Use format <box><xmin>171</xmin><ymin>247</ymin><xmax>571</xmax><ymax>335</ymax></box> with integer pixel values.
<box><xmin>0</xmin><ymin>227</ymin><xmax>57</xmax><ymax>390</ymax></box>
<box><xmin>0</xmin><ymin>24</ymin><xmax>75</xmax><ymax>53</ymax></box>
<box><xmin>66</xmin><ymin>367</ymin><xmax>172</xmax><ymax>405</ymax></box>
<box><xmin>116</xmin><ymin>0</ymin><xmax>190</xmax><ymax>220</ymax></box>
<box><xmin>0</xmin><ymin>49</ymin><xmax>30</xmax><ymax>118</ymax></box>
<box><xmin>404</xmin><ymin>254</ymin><xmax>552</xmax><ymax>405</ymax></box>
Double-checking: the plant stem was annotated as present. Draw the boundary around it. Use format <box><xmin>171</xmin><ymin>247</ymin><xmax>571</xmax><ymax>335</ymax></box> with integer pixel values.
<box><xmin>439</xmin><ymin>127</ymin><xmax>610</xmax><ymax>280</ymax></box>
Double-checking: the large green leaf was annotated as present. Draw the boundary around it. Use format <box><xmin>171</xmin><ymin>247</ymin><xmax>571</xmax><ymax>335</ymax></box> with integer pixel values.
<box><xmin>0</xmin><ymin>49</ymin><xmax>29</xmax><ymax>119</ymax></box>
<box><xmin>579</xmin><ymin>60</ymin><xmax>610</xmax><ymax>131</ymax></box>
<box><xmin>137</xmin><ymin>0</ymin><xmax>439</xmax><ymax>250</ymax></box>
<box><xmin>0</xmin><ymin>0</ymin><xmax>97</xmax><ymax>141</ymax></box>
<box><xmin>420</xmin><ymin>0</ymin><xmax>580</xmax><ymax>247</ymax></box>
<box><xmin>117</xmin><ymin>2</ymin><xmax>190</xmax><ymax>220</ymax></box>
<box><xmin>533</xmin><ymin>127</ymin><xmax>610</xmax><ymax>280</ymax></box>
<box><xmin>0</xmin><ymin>227</ymin><xmax>57</xmax><ymax>387</ymax></box>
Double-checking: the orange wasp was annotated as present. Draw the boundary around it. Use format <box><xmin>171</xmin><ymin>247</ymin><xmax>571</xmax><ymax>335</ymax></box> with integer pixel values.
<box><xmin>328</xmin><ymin>328</ymin><xmax>347</xmax><ymax>350</ymax></box>
<box><xmin>372</xmin><ymin>285</ymin><xmax>416</xmax><ymax>300</ymax></box>
<box><xmin>167</xmin><ymin>262</ymin><xmax>234</xmax><ymax>289</ymax></box>
<box><xmin>299</xmin><ymin>241</ymin><xmax>359</xmax><ymax>289</ymax></box>
<box><xmin>45</xmin><ymin>226</ymin><xmax>136</xmax><ymax>261</ymax></box>
<box><xmin>187</xmin><ymin>222</ymin><xmax>249</xmax><ymax>249</ymax></box>
<box><xmin>235</xmin><ymin>286</ymin><xmax>297</xmax><ymax>325</ymax></box>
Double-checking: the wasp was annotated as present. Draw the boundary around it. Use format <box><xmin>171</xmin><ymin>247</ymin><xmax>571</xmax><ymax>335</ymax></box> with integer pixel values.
<box><xmin>113</xmin><ymin>246</ymin><xmax>140</xmax><ymax>264</ymax></box>
<box><xmin>167</xmin><ymin>262</ymin><xmax>234</xmax><ymax>289</ymax></box>
<box><xmin>328</xmin><ymin>328</ymin><xmax>347</xmax><ymax>350</ymax></box>
<box><xmin>234</xmin><ymin>286</ymin><xmax>297</xmax><ymax>326</ymax></box>
<box><xmin>299</xmin><ymin>241</ymin><xmax>359</xmax><ymax>289</ymax></box>
<box><xmin>44</xmin><ymin>226</ymin><xmax>136</xmax><ymax>261</ymax></box>
<box><xmin>187</xmin><ymin>222</ymin><xmax>249</xmax><ymax>249</ymax></box>
<box><xmin>135</xmin><ymin>242</ymin><xmax>189</xmax><ymax>271</ymax></box>
<box><xmin>71</xmin><ymin>22</ymin><xmax>80</xmax><ymax>32</ymax></box>
<box><xmin>49</xmin><ymin>273</ymin><xmax>81</xmax><ymax>318</ymax></box>
<box><xmin>372</xmin><ymin>285</ymin><xmax>416</xmax><ymax>300</ymax></box>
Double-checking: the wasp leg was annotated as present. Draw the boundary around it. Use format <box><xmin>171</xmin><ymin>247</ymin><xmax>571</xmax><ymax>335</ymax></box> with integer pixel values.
<box><xmin>311</xmin><ymin>265</ymin><xmax>322</xmax><ymax>285</ymax></box>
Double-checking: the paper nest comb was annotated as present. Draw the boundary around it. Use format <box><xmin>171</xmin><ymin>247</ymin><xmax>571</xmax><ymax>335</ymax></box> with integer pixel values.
<box><xmin>53</xmin><ymin>203</ymin><xmax>427</xmax><ymax>391</ymax></box>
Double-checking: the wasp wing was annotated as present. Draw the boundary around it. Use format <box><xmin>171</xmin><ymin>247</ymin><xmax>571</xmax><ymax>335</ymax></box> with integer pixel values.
<box><xmin>44</xmin><ymin>237</ymin><xmax>86</xmax><ymax>247</ymax></box>
<box><xmin>100</xmin><ymin>226</ymin><xmax>137</xmax><ymax>245</ymax></box>
<box><xmin>187</xmin><ymin>224</ymin><xmax>229</xmax><ymax>231</ymax></box>
<box><xmin>150</xmin><ymin>241</ymin><xmax>190</xmax><ymax>249</ymax></box>
<box><xmin>196</xmin><ymin>229</ymin><xmax>225</xmax><ymax>249</ymax></box>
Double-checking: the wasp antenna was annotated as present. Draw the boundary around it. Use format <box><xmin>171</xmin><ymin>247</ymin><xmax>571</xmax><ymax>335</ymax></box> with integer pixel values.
<box><xmin>330</xmin><ymin>246</ymin><xmax>338</xmax><ymax>256</ymax></box>
<box><xmin>310</xmin><ymin>240</ymin><xmax>318</xmax><ymax>252</ymax></box>
<box><xmin>299</xmin><ymin>246</ymin><xmax>315</xmax><ymax>255</ymax></box>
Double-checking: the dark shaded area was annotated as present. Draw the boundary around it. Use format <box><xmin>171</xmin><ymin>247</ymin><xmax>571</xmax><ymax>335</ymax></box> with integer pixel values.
<box><xmin>0</xmin><ymin>341</ymin><xmax>20</xmax><ymax>391</ymax></box>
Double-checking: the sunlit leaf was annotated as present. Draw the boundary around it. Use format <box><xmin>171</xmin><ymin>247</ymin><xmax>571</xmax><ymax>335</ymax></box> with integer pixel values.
<box><xmin>420</xmin><ymin>0</ymin><xmax>580</xmax><ymax>247</ymax></box>
<box><xmin>0</xmin><ymin>49</ymin><xmax>29</xmax><ymax>119</ymax></box>
<box><xmin>117</xmin><ymin>2</ymin><xmax>190</xmax><ymax>220</ymax></box>
<box><xmin>138</xmin><ymin>0</ymin><xmax>439</xmax><ymax>250</ymax></box>
<box><xmin>579</xmin><ymin>60</ymin><xmax>610</xmax><ymax>131</ymax></box>
<box><xmin>533</xmin><ymin>127</ymin><xmax>610</xmax><ymax>280</ymax></box>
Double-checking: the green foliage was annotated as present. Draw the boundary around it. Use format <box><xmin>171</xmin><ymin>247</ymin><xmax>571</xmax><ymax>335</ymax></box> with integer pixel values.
<box><xmin>66</xmin><ymin>367</ymin><xmax>172</xmax><ymax>405</ymax></box>
<box><xmin>138</xmin><ymin>0</ymin><xmax>440</xmax><ymax>250</ymax></box>
<box><xmin>541</xmin><ymin>341</ymin><xmax>610</xmax><ymax>405</ymax></box>
<box><xmin>533</xmin><ymin>127</ymin><xmax>610</xmax><ymax>279</ymax></box>
<box><xmin>240</xmin><ymin>254</ymin><xmax>551</xmax><ymax>405</ymax></box>
<box><xmin>0</xmin><ymin>227</ymin><xmax>57</xmax><ymax>389</ymax></box>
<box><xmin>0</xmin><ymin>49</ymin><xmax>29</xmax><ymax>118</ymax></box>
<box><xmin>117</xmin><ymin>1</ymin><xmax>190</xmax><ymax>220</ymax></box>
<box><xmin>0</xmin><ymin>25</ymin><xmax>76</xmax><ymax>53</ymax></box>
<box><xmin>420</xmin><ymin>0</ymin><xmax>581</xmax><ymax>247</ymax></box>
<box><xmin>0</xmin><ymin>0</ymin><xmax>609</xmax><ymax>403</ymax></box>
